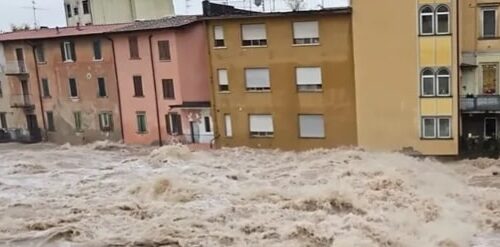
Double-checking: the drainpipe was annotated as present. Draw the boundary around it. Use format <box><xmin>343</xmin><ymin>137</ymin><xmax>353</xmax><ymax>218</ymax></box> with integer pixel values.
<box><xmin>456</xmin><ymin>0</ymin><xmax>462</xmax><ymax>155</ymax></box>
<box><xmin>149</xmin><ymin>34</ymin><xmax>163</xmax><ymax>146</ymax></box>
<box><xmin>28</xmin><ymin>42</ymin><xmax>47</xmax><ymax>140</ymax></box>
<box><xmin>104</xmin><ymin>35</ymin><xmax>125</xmax><ymax>142</ymax></box>
<box><xmin>203</xmin><ymin>20</ymin><xmax>220</xmax><ymax>149</ymax></box>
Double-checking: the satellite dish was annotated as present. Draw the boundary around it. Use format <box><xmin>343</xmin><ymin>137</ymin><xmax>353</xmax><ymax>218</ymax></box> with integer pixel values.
<box><xmin>254</xmin><ymin>0</ymin><xmax>263</xmax><ymax>7</ymax></box>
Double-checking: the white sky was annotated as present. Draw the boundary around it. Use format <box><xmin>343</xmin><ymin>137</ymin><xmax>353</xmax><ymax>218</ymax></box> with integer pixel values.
<box><xmin>0</xmin><ymin>0</ymin><xmax>349</xmax><ymax>32</ymax></box>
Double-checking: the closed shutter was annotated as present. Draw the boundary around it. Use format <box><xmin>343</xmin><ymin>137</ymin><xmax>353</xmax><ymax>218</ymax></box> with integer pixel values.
<box><xmin>249</xmin><ymin>115</ymin><xmax>273</xmax><ymax>132</ymax></box>
<box><xmin>224</xmin><ymin>114</ymin><xmax>232</xmax><ymax>137</ymax></box>
<box><xmin>293</xmin><ymin>21</ymin><xmax>319</xmax><ymax>39</ymax></box>
<box><xmin>296</xmin><ymin>67</ymin><xmax>322</xmax><ymax>85</ymax></box>
<box><xmin>214</xmin><ymin>26</ymin><xmax>224</xmax><ymax>40</ymax></box>
<box><xmin>242</xmin><ymin>24</ymin><xmax>266</xmax><ymax>40</ymax></box>
<box><xmin>70</xmin><ymin>42</ymin><xmax>77</xmax><ymax>61</ymax></box>
<box><xmin>299</xmin><ymin>115</ymin><xmax>325</xmax><ymax>138</ymax></box>
<box><xmin>218</xmin><ymin>69</ymin><xmax>228</xmax><ymax>85</ymax></box>
<box><xmin>245</xmin><ymin>68</ymin><xmax>270</xmax><ymax>88</ymax></box>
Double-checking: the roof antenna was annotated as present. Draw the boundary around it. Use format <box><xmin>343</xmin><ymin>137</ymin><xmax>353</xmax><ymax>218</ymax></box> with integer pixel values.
<box><xmin>21</xmin><ymin>0</ymin><xmax>47</xmax><ymax>29</ymax></box>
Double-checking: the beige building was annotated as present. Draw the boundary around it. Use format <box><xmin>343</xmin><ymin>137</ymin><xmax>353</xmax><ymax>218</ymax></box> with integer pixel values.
<box><xmin>64</xmin><ymin>0</ymin><xmax>175</xmax><ymax>26</ymax></box>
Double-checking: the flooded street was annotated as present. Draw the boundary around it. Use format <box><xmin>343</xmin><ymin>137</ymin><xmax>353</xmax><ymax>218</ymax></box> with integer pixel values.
<box><xmin>0</xmin><ymin>143</ymin><xmax>498</xmax><ymax>247</ymax></box>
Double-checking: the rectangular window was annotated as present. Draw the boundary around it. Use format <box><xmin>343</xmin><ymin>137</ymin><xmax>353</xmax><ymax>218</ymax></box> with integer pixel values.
<box><xmin>483</xmin><ymin>8</ymin><xmax>497</xmax><ymax>38</ymax></box>
<box><xmin>296</xmin><ymin>67</ymin><xmax>322</xmax><ymax>91</ymax></box>
<box><xmin>93</xmin><ymin>39</ymin><xmax>102</xmax><ymax>60</ymax></box>
<box><xmin>158</xmin><ymin>40</ymin><xmax>171</xmax><ymax>61</ymax></box>
<box><xmin>47</xmin><ymin>111</ymin><xmax>55</xmax><ymax>131</ymax></box>
<box><xmin>162</xmin><ymin>79</ymin><xmax>175</xmax><ymax>99</ymax></box>
<box><xmin>422</xmin><ymin>117</ymin><xmax>436</xmax><ymax>138</ymax></box>
<box><xmin>218</xmin><ymin>69</ymin><xmax>229</xmax><ymax>92</ymax></box>
<box><xmin>485</xmin><ymin>117</ymin><xmax>497</xmax><ymax>138</ymax></box>
<box><xmin>299</xmin><ymin>115</ymin><xmax>325</xmax><ymax>138</ymax></box>
<box><xmin>35</xmin><ymin>45</ymin><xmax>45</xmax><ymax>63</ymax></box>
<box><xmin>133</xmin><ymin>76</ymin><xmax>144</xmax><ymax>97</ymax></box>
<box><xmin>249</xmin><ymin>114</ymin><xmax>273</xmax><ymax>137</ymax></box>
<box><xmin>66</xmin><ymin>4</ymin><xmax>72</xmax><ymax>17</ymax></box>
<box><xmin>99</xmin><ymin>112</ymin><xmax>113</xmax><ymax>132</ymax></box>
<box><xmin>69</xmin><ymin>78</ymin><xmax>78</xmax><ymax>98</ymax></box>
<box><xmin>224</xmin><ymin>114</ymin><xmax>232</xmax><ymax>137</ymax></box>
<box><xmin>129</xmin><ymin>36</ymin><xmax>140</xmax><ymax>59</ymax></box>
<box><xmin>420</xmin><ymin>8</ymin><xmax>434</xmax><ymax>35</ymax></box>
<box><xmin>482</xmin><ymin>63</ymin><xmax>497</xmax><ymax>95</ymax></box>
<box><xmin>97</xmin><ymin>77</ymin><xmax>107</xmax><ymax>97</ymax></box>
<box><xmin>204</xmin><ymin>116</ymin><xmax>211</xmax><ymax>132</ymax></box>
<box><xmin>245</xmin><ymin>68</ymin><xmax>270</xmax><ymax>91</ymax></box>
<box><xmin>241</xmin><ymin>24</ymin><xmax>267</xmax><ymax>47</ymax></box>
<box><xmin>42</xmin><ymin>78</ymin><xmax>50</xmax><ymax>97</ymax></box>
<box><xmin>136</xmin><ymin>112</ymin><xmax>147</xmax><ymax>133</ymax></box>
<box><xmin>438</xmin><ymin>118</ymin><xmax>451</xmax><ymax>138</ymax></box>
<box><xmin>166</xmin><ymin>113</ymin><xmax>183</xmax><ymax>135</ymax></box>
<box><xmin>0</xmin><ymin>112</ymin><xmax>7</xmax><ymax>129</ymax></box>
<box><xmin>293</xmin><ymin>21</ymin><xmax>319</xmax><ymax>45</ymax></box>
<box><xmin>74</xmin><ymin>111</ymin><xmax>82</xmax><ymax>131</ymax></box>
<box><xmin>214</xmin><ymin>26</ymin><xmax>225</xmax><ymax>47</ymax></box>
<box><xmin>82</xmin><ymin>0</ymin><xmax>90</xmax><ymax>14</ymax></box>
<box><xmin>74</xmin><ymin>7</ymin><xmax>79</xmax><ymax>15</ymax></box>
<box><xmin>61</xmin><ymin>41</ymin><xmax>76</xmax><ymax>62</ymax></box>
<box><xmin>422</xmin><ymin>117</ymin><xmax>452</xmax><ymax>139</ymax></box>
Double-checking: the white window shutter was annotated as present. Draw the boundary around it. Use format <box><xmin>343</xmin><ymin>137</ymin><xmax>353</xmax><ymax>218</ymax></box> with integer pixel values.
<box><xmin>293</xmin><ymin>21</ymin><xmax>319</xmax><ymax>39</ymax></box>
<box><xmin>250</xmin><ymin>115</ymin><xmax>273</xmax><ymax>132</ymax></box>
<box><xmin>218</xmin><ymin>69</ymin><xmax>228</xmax><ymax>85</ymax></box>
<box><xmin>242</xmin><ymin>24</ymin><xmax>266</xmax><ymax>40</ymax></box>
<box><xmin>225</xmin><ymin>114</ymin><xmax>232</xmax><ymax>137</ymax></box>
<box><xmin>299</xmin><ymin>115</ymin><xmax>325</xmax><ymax>138</ymax></box>
<box><xmin>214</xmin><ymin>26</ymin><xmax>224</xmax><ymax>40</ymax></box>
<box><xmin>246</xmin><ymin>68</ymin><xmax>270</xmax><ymax>87</ymax></box>
<box><xmin>296</xmin><ymin>67</ymin><xmax>322</xmax><ymax>85</ymax></box>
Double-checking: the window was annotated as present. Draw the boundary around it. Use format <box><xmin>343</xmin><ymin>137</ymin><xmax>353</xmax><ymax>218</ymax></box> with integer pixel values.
<box><xmin>420</xmin><ymin>5</ymin><xmax>434</xmax><ymax>35</ymax></box>
<box><xmin>35</xmin><ymin>44</ymin><xmax>45</xmax><ymax>63</ymax></box>
<box><xmin>74</xmin><ymin>7</ymin><xmax>79</xmax><ymax>15</ymax></box>
<box><xmin>97</xmin><ymin>77</ymin><xmax>107</xmax><ymax>97</ymax></box>
<box><xmin>129</xmin><ymin>36</ymin><xmax>140</xmax><ymax>59</ymax></box>
<box><xmin>74</xmin><ymin>111</ymin><xmax>82</xmax><ymax>131</ymax></box>
<box><xmin>218</xmin><ymin>69</ymin><xmax>229</xmax><ymax>92</ymax></box>
<box><xmin>133</xmin><ymin>76</ymin><xmax>144</xmax><ymax>97</ymax></box>
<box><xmin>435</xmin><ymin>5</ymin><xmax>450</xmax><ymax>34</ymax></box>
<box><xmin>158</xmin><ymin>40</ymin><xmax>171</xmax><ymax>61</ymax></box>
<box><xmin>61</xmin><ymin>41</ymin><xmax>76</xmax><ymax>62</ymax></box>
<box><xmin>296</xmin><ymin>67</ymin><xmax>322</xmax><ymax>91</ymax></box>
<box><xmin>299</xmin><ymin>115</ymin><xmax>325</xmax><ymax>138</ymax></box>
<box><xmin>42</xmin><ymin>78</ymin><xmax>50</xmax><ymax>97</ymax></box>
<box><xmin>214</xmin><ymin>26</ymin><xmax>225</xmax><ymax>47</ymax></box>
<box><xmin>224</xmin><ymin>114</ymin><xmax>232</xmax><ymax>137</ymax></box>
<box><xmin>82</xmin><ymin>0</ymin><xmax>90</xmax><ymax>14</ymax></box>
<box><xmin>66</xmin><ymin>4</ymin><xmax>72</xmax><ymax>17</ymax></box>
<box><xmin>204</xmin><ymin>116</ymin><xmax>211</xmax><ymax>132</ymax></box>
<box><xmin>421</xmin><ymin>68</ymin><xmax>435</xmax><ymax>96</ymax></box>
<box><xmin>437</xmin><ymin>68</ymin><xmax>450</xmax><ymax>96</ymax></box>
<box><xmin>245</xmin><ymin>68</ymin><xmax>270</xmax><ymax>91</ymax></box>
<box><xmin>485</xmin><ymin>118</ymin><xmax>497</xmax><ymax>138</ymax></box>
<box><xmin>293</xmin><ymin>21</ymin><xmax>319</xmax><ymax>45</ymax></box>
<box><xmin>241</xmin><ymin>24</ymin><xmax>267</xmax><ymax>47</ymax></box>
<box><xmin>482</xmin><ymin>63</ymin><xmax>497</xmax><ymax>95</ymax></box>
<box><xmin>47</xmin><ymin>111</ymin><xmax>55</xmax><ymax>131</ymax></box>
<box><xmin>162</xmin><ymin>79</ymin><xmax>175</xmax><ymax>99</ymax></box>
<box><xmin>93</xmin><ymin>39</ymin><xmax>102</xmax><ymax>60</ymax></box>
<box><xmin>0</xmin><ymin>112</ymin><xmax>7</xmax><ymax>129</ymax></box>
<box><xmin>69</xmin><ymin>78</ymin><xmax>78</xmax><ymax>98</ymax></box>
<box><xmin>136</xmin><ymin>112</ymin><xmax>147</xmax><ymax>133</ymax></box>
<box><xmin>166</xmin><ymin>113</ymin><xmax>183</xmax><ymax>135</ymax></box>
<box><xmin>482</xmin><ymin>8</ymin><xmax>497</xmax><ymax>38</ymax></box>
<box><xmin>99</xmin><ymin>112</ymin><xmax>113</xmax><ymax>131</ymax></box>
<box><xmin>422</xmin><ymin>117</ymin><xmax>451</xmax><ymax>139</ymax></box>
<box><xmin>249</xmin><ymin>114</ymin><xmax>273</xmax><ymax>137</ymax></box>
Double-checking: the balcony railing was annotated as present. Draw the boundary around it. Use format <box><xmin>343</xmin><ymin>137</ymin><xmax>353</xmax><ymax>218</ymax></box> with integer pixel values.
<box><xmin>10</xmin><ymin>94</ymin><xmax>35</xmax><ymax>109</ymax></box>
<box><xmin>4</xmin><ymin>61</ymin><xmax>28</xmax><ymax>75</ymax></box>
<box><xmin>461</xmin><ymin>95</ymin><xmax>500</xmax><ymax>111</ymax></box>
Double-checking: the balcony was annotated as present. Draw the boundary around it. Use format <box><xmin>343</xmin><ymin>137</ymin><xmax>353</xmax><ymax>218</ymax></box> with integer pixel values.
<box><xmin>461</xmin><ymin>95</ymin><xmax>500</xmax><ymax>112</ymax></box>
<box><xmin>10</xmin><ymin>94</ymin><xmax>35</xmax><ymax>110</ymax></box>
<box><xmin>4</xmin><ymin>61</ymin><xmax>28</xmax><ymax>76</ymax></box>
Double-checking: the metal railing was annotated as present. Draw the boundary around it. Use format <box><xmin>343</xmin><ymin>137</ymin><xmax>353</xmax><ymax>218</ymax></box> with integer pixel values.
<box><xmin>10</xmin><ymin>94</ymin><xmax>34</xmax><ymax>109</ymax></box>
<box><xmin>4</xmin><ymin>61</ymin><xmax>28</xmax><ymax>75</ymax></box>
<box><xmin>461</xmin><ymin>95</ymin><xmax>500</xmax><ymax>111</ymax></box>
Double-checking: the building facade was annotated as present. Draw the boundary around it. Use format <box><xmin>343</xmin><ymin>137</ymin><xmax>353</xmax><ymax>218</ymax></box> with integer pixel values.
<box><xmin>109</xmin><ymin>17</ymin><xmax>213</xmax><ymax>145</ymax></box>
<box><xmin>64</xmin><ymin>0</ymin><xmax>175</xmax><ymax>26</ymax></box>
<box><xmin>205</xmin><ymin>7</ymin><xmax>358</xmax><ymax>150</ymax></box>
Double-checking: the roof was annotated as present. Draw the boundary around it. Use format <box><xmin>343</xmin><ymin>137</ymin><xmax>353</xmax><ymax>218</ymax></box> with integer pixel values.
<box><xmin>111</xmin><ymin>16</ymin><xmax>200</xmax><ymax>33</ymax></box>
<box><xmin>0</xmin><ymin>23</ymin><xmax>129</xmax><ymax>42</ymax></box>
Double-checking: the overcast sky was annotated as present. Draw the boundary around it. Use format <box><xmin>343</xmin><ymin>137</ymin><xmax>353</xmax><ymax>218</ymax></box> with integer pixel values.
<box><xmin>0</xmin><ymin>0</ymin><xmax>348</xmax><ymax>32</ymax></box>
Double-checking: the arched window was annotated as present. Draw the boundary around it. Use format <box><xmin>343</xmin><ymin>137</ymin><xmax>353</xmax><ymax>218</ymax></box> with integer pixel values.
<box><xmin>437</xmin><ymin>68</ymin><xmax>450</xmax><ymax>96</ymax></box>
<box><xmin>436</xmin><ymin>5</ymin><xmax>450</xmax><ymax>34</ymax></box>
<box><xmin>420</xmin><ymin>6</ymin><xmax>434</xmax><ymax>35</ymax></box>
<box><xmin>421</xmin><ymin>68</ymin><xmax>435</xmax><ymax>96</ymax></box>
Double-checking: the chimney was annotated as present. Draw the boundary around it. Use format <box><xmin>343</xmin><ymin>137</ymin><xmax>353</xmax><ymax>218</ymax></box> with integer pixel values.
<box><xmin>76</xmin><ymin>22</ymin><xmax>82</xmax><ymax>31</ymax></box>
<box><xmin>56</xmin><ymin>26</ymin><xmax>60</xmax><ymax>34</ymax></box>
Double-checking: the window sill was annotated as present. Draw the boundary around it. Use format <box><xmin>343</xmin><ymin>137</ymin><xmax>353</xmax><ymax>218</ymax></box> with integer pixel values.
<box><xmin>133</xmin><ymin>95</ymin><xmax>145</xmax><ymax>98</ymax></box>
<box><xmin>130</xmin><ymin>57</ymin><xmax>141</xmax><ymax>60</ymax></box>
<box><xmin>298</xmin><ymin>89</ymin><xmax>323</xmax><ymax>93</ymax></box>
<box><xmin>42</xmin><ymin>96</ymin><xmax>52</xmax><ymax>99</ymax></box>
<box><xmin>163</xmin><ymin>97</ymin><xmax>175</xmax><ymax>100</ymax></box>
<box><xmin>37</xmin><ymin>61</ymin><xmax>47</xmax><ymax>65</ymax></box>
<box><xmin>420</xmin><ymin>95</ymin><xmax>453</xmax><ymax>98</ymax></box>
<box><xmin>246</xmin><ymin>90</ymin><xmax>271</xmax><ymax>93</ymax></box>
<box><xmin>418</xmin><ymin>33</ymin><xmax>452</xmax><ymax>37</ymax></box>
<box><xmin>218</xmin><ymin>91</ymin><xmax>231</xmax><ymax>94</ymax></box>
<box><xmin>478</xmin><ymin>36</ymin><xmax>500</xmax><ymax>40</ymax></box>
<box><xmin>136</xmin><ymin>131</ymin><xmax>149</xmax><ymax>135</ymax></box>
<box><xmin>214</xmin><ymin>46</ymin><xmax>227</xmax><ymax>49</ymax></box>
<box><xmin>63</xmin><ymin>60</ymin><xmax>75</xmax><ymax>63</ymax></box>
<box><xmin>69</xmin><ymin>97</ymin><xmax>80</xmax><ymax>102</ymax></box>
<box><xmin>241</xmin><ymin>45</ymin><xmax>268</xmax><ymax>48</ymax></box>
<box><xmin>250</xmin><ymin>136</ymin><xmax>274</xmax><ymax>139</ymax></box>
<box><xmin>292</xmin><ymin>43</ymin><xmax>320</xmax><ymax>47</ymax></box>
<box><xmin>93</xmin><ymin>58</ymin><xmax>104</xmax><ymax>62</ymax></box>
<box><xmin>159</xmin><ymin>59</ymin><xmax>171</xmax><ymax>62</ymax></box>
<box><xmin>299</xmin><ymin>136</ymin><xmax>326</xmax><ymax>139</ymax></box>
<box><xmin>420</xmin><ymin>137</ymin><xmax>454</xmax><ymax>141</ymax></box>
<box><xmin>97</xmin><ymin>96</ymin><xmax>109</xmax><ymax>99</ymax></box>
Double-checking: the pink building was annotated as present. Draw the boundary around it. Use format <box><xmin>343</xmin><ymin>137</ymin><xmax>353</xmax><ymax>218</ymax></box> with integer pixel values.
<box><xmin>110</xmin><ymin>17</ymin><xmax>213</xmax><ymax>145</ymax></box>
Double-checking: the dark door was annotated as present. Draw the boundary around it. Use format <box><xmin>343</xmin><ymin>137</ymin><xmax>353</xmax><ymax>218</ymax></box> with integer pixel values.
<box><xmin>15</xmin><ymin>48</ymin><xmax>25</xmax><ymax>72</ymax></box>
<box><xmin>21</xmin><ymin>80</ymin><xmax>30</xmax><ymax>105</ymax></box>
<box><xmin>26</xmin><ymin>114</ymin><xmax>38</xmax><ymax>131</ymax></box>
<box><xmin>190</xmin><ymin>121</ymin><xmax>200</xmax><ymax>144</ymax></box>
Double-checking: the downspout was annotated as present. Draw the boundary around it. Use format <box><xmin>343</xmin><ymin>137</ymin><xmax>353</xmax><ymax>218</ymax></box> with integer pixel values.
<box><xmin>456</xmin><ymin>0</ymin><xmax>461</xmax><ymax>155</ymax></box>
<box><xmin>149</xmin><ymin>34</ymin><xmax>163</xmax><ymax>146</ymax></box>
<box><xmin>28</xmin><ymin>42</ymin><xmax>47</xmax><ymax>140</ymax></box>
<box><xmin>203</xmin><ymin>20</ymin><xmax>220</xmax><ymax>148</ymax></box>
<box><xmin>104</xmin><ymin>35</ymin><xmax>125</xmax><ymax>142</ymax></box>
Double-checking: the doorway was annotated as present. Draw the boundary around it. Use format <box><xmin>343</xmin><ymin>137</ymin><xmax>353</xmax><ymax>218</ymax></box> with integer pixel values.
<box><xmin>484</xmin><ymin>117</ymin><xmax>497</xmax><ymax>138</ymax></box>
<box><xmin>21</xmin><ymin>80</ymin><xmax>29</xmax><ymax>104</ymax></box>
<box><xmin>190</xmin><ymin>121</ymin><xmax>200</xmax><ymax>144</ymax></box>
<box><xmin>15</xmin><ymin>48</ymin><xmax>25</xmax><ymax>73</ymax></box>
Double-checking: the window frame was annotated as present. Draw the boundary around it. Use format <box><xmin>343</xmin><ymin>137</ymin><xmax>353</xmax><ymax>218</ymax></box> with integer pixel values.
<box><xmin>421</xmin><ymin>117</ymin><xmax>452</xmax><ymax>139</ymax></box>
<box><xmin>422</xmin><ymin>117</ymin><xmax>437</xmax><ymax>139</ymax></box>
<box><xmin>46</xmin><ymin>111</ymin><xmax>55</xmax><ymax>132</ymax></box>
<box><xmin>68</xmin><ymin>78</ymin><xmax>78</xmax><ymax>98</ymax></box>
<box><xmin>162</xmin><ymin>79</ymin><xmax>175</xmax><ymax>99</ymax></box>
<box><xmin>97</xmin><ymin>77</ymin><xmax>107</xmax><ymax>98</ymax></box>
<box><xmin>204</xmin><ymin>116</ymin><xmax>212</xmax><ymax>132</ymax></box>
<box><xmin>435</xmin><ymin>5</ymin><xmax>451</xmax><ymax>35</ymax></box>
<box><xmin>74</xmin><ymin>111</ymin><xmax>82</xmax><ymax>132</ymax></box>
<box><xmin>99</xmin><ymin>112</ymin><xmax>113</xmax><ymax>132</ymax></box>
<box><xmin>63</xmin><ymin>41</ymin><xmax>74</xmax><ymax>62</ymax></box>
<box><xmin>214</xmin><ymin>25</ymin><xmax>226</xmax><ymax>48</ymax></box>
<box><xmin>436</xmin><ymin>67</ymin><xmax>451</xmax><ymax>96</ymax></box>
<box><xmin>133</xmin><ymin>75</ymin><xmax>144</xmax><ymax>97</ymax></box>
<box><xmin>484</xmin><ymin>117</ymin><xmax>498</xmax><ymax>138</ymax></box>
<box><xmin>245</xmin><ymin>68</ymin><xmax>271</xmax><ymax>92</ymax></box>
<box><xmin>82</xmin><ymin>0</ymin><xmax>90</xmax><ymax>14</ymax></box>
<box><xmin>129</xmin><ymin>36</ymin><xmax>140</xmax><ymax>59</ymax></box>
<box><xmin>218</xmin><ymin>69</ymin><xmax>229</xmax><ymax>92</ymax></box>
<box><xmin>166</xmin><ymin>112</ymin><xmax>183</xmax><ymax>136</ymax></box>
<box><xmin>419</xmin><ymin>5</ymin><xmax>435</xmax><ymax>35</ymax></box>
<box><xmin>158</xmin><ymin>40</ymin><xmax>171</xmax><ymax>61</ymax></box>
<box><xmin>66</xmin><ymin>4</ymin><xmax>72</xmax><ymax>18</ymax></box>
<box><xmin>437</xmin><ymin>117</ymin><xmax>452</xmax><ymax>139</ymax></box>
<box><xmin>292</xmin><ymin>21</ymin><xmax>320</xmax><ymax>45</ymax></box>
<box><xmin>482</xmin><ymin>8</ymin><xmax>497</xmax><ymax>38</ymax></box>
<box><xmin>35</xmin><ymin>44</ymin><xmax>45</xmax><ymax>63</ymax></box>
<box><xmin>41</xmin><ymin>78</ymin><xmax>51</xmax><ymax>98</ymax></box>
<box><xmin>421</xmin><ymin>68</ymin><xmax>436</xmax><ymax>97</ymax></box>
<box><xmin>224</xmin><ymin>114</ymin><xmax>233</xmax><ymax>137</ymax></box>
<box><xmin>249</xmin><ymin>114</ymin><xmax>274</xmax><ymax>138</ymax></box>
<box><xmin>93</xmin><ymin>39</ymin><xmax>102</xmax><ymax>61</ymax></box>
<box><xmin>241</xmin><ymin>24</ymin><xmax>268</xmax><ymax>47</ymax></box>
<box><xmin>136</xmin><ymin>112</ymin><xmax>147</xmax><ymax>133</ymax></box>
<box><xmin>296</xmin><ymin>66</ymin><xmax>323</xmax><ymax>92</ymax></box>
<box><xmin>298</xmin><ymin>114</ymin><xmax>326</xmax><ymax>139</ymax></box>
